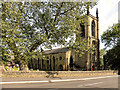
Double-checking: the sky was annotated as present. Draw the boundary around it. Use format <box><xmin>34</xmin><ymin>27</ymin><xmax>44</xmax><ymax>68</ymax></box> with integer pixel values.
<box><xmin>90</xmin><ymin>0</ymin><xmax>119</xmax><ymax>49</ymax></box>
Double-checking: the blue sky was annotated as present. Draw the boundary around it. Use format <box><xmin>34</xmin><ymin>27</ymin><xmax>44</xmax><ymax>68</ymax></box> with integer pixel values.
<box><xmin>90</xmin><ymin>0</ymin><xmax>119</xmax><ymax>49</ymax></box>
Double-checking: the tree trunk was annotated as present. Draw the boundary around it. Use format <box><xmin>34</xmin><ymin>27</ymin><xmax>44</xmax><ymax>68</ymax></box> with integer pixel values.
<box><xmin>14</xmin><ymin>54</ymin><xmax>28</xmax><ymax>71</ymax></box>
<box><xmin>18</xmin><ymin>61</ymin><xmax>29</xmax><ymax>71</ymax></box>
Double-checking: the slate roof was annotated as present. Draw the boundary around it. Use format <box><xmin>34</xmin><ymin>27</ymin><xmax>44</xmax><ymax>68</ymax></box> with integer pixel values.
<box><xmin>42</xmin><ymin>47</ymin><xmax>70</xmax><ymax>54</ymax></box>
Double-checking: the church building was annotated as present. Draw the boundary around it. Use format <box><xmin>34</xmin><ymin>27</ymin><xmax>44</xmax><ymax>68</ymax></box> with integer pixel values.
<box><xmin>29</xmin><ymin>8</ymin><xmax>100</xmax><ymax>71</ymax></box>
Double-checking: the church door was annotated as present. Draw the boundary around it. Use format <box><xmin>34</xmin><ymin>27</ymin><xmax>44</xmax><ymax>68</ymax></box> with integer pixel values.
<box><xmin>70</xmin><ymin>56</ymin><xmax>73</xmax><ymax>71</ymax></box>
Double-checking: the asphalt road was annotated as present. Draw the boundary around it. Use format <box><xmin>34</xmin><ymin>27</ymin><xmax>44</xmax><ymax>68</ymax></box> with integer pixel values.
<box><xmin>1</xmin><ymin>75</ymin><xmax>119</xmax><ymax>89</ymax></box>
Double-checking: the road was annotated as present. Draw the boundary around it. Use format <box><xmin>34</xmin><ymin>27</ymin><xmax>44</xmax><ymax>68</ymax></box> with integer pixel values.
<box><xmin>1</xmin><ymin>75</ymin><xmax>119</xmax><ymax>89</ymax></box>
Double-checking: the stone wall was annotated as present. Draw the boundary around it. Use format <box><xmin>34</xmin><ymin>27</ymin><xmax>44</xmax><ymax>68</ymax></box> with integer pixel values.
<box><xmin>2</xmin><ymin>70</ymin><xmax>118</xmax><ymax>78</ymax></box>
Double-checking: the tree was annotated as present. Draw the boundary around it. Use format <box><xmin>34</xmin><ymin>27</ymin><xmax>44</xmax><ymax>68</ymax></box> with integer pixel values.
<box><xmin>101</xmin><ymin>23</ymin><xmax>120</xmax><ymax>70</ymax></box>
<box><xmin>103</xmin><ymin>42</ymin><xmax>120</xmax><ymax>70</ymax></box>
<box><xmin>101</xmin><ymin>23</ymin><xmax>120</xmax><ymax>49</ymax></box>
<box><xmin>1</xmin><ymin>2</ymin><xmax>96</xmax><ymax>70</ymax></box>
<box><xmin>1</xmin><ymin>2</ymin><xmax>27</xmax><ymax>70</ymax></box>
<box><xmin>99</xmin><ymin>49</ymin><xmax>106</xmax><ymax>70</ymax></box>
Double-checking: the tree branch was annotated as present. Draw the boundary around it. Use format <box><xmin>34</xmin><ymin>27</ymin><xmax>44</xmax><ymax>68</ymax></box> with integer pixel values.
<box><xmin>54</xmin><ymin>2</ymin><xmax>64</xmax><ymax>22</ymax></box>
<box><xmin>30</xmin><ymin>39</ymin><xmax>44</xmax><ymax>52</ymax></box>
<box><xmin>60</xmin><ymin>5</ymin><xmax>76</xmax><ymax>15</ymax></box>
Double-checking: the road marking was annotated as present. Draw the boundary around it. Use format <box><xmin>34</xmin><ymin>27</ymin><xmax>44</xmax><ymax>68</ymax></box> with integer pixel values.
<box><xmin>84</xmin><ymin>82</ymin><xmax>103</xmax><ymax>86</ymax></box>
<box><xmin>1</xmin><ymin>75</ymin><xmax>118</xmax><ymax>85</ymax></box>
<box><xmin>0</xmin><ymin>80</ymin><xmax>49</xmax><ymax>84</ymax></box>
<box><xmin>51</xmin><ymin>75</ymin><xmax>118</xmax><ymax>82</ymax></box>
<box><xmin>77</xmin><ymin>82</ymin><xmax>103</xmax><ymax>87</ymax></box>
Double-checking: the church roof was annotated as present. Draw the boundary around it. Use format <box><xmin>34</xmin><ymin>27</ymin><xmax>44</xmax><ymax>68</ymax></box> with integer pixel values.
<box><xmin>42</xmin><ymin>47</ymin><xmax>70</xmax><ymax>54</ymax></box>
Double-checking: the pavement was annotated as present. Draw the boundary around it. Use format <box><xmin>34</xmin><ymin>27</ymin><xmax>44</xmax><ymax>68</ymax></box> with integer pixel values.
<box><xmin>1</xmin><ymin>75</ymin><xmax>119</xmax><ymax>89</ymax></box>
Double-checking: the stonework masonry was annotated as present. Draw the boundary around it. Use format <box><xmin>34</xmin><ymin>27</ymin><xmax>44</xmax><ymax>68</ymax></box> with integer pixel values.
<box><xmin>2</xmin><ymin>70</ymin><xmax>118</xmax><ymax>78</ymax></box>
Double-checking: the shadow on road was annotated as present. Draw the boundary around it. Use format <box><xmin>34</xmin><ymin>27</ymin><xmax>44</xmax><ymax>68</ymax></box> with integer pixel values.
<box><xmin>45</xmin><ymin>71</ymin><xmax>61</xmax><ymax>79</ymax></box>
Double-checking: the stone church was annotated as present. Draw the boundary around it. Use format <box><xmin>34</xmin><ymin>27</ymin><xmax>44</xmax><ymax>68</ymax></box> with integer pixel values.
<box><xmin>29</xmin><ymin>8</ymin><xmax>100</xmax><ymax>71</ymax></box>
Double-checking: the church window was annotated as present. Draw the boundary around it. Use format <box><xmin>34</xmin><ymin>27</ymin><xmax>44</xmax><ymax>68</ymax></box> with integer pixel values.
<box><xmin>80</xmin><ymin>23</ymin><xmax>85</xmax><ymax>37</ymax></box>
<box><xmin>92</xmin><ymin>41</ymin><xmax>95</xmax><ymax>62</ymax></box>
<box><xmin>92</xmin><ymin>41</ymin><xmax>96</xmax><ymax>48</ymax></box>
<box><xmin>42</xmin><ymin>59</ymin><xmax>44</xmax><ymax>69</ymax></box>
<box><xmin>53</xmin><ymin>56</ymin><xmax>55</xmax><ymax>70</ymax></box>
<box><xmin>92</xmin><ymin>41</ymin><xmax>95</xmax><ymax>45</ymax></box>
<box><xmin>59</xmin><ymin>64</ymin><xmax>63</xmax><ymax>71</ymax></box>
<box><xmin>60</xmin><ymin>56</ymin><xmax>62</xmax><ymax>60</ymax></box>
<box><xmin>42</xmin><ymin>59</ymin><xmax>44</xmax><ymax>65</ymax></box>
<box><xmin>91</xmin><ymin>20</ymin><xmax>95</xmax><ymax>37</ymax></box>
<box><xmin>47</xmin><ymin>60</ymin><xmax>49</xmax><ymax>70</ymax></box>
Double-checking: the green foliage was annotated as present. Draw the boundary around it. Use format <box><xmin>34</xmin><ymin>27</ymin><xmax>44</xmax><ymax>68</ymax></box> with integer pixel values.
<box><xmin>101</xmin><ymin>23</ymin><xmax>120</xmax><ymax>70</ymax></box>
<box><xmin>1</xmin><ymin>2</ymin><xmax>26</xmax><ymax>66</ymax></box>
<box><xmin>99</xmin><ymin>49</ymin><xmax>106</xmax><ymax>69</ymax></box>
<box><xmin>101</xmin><ymin>23</ymin><xmax>120</xmax><ymax>49</ymax></box>
<box><xmin>104</xmin><ymin>42</ymin><xmax>120</xmax><ymax>70</ymax></box>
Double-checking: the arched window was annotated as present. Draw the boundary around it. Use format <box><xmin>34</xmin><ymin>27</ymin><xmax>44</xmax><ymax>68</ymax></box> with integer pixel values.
<box><xmin>53</xmin><ymin>56</ymin><xmax>55</xmax><ymax>70</ymax></box>
<box><xmin>91</xmin><ymin>20</ymin><xmax>95</xmax><ymax>37</ymax></box>
<box><xmin>80</xmin><ymin>23</ymin><xmax>85</xmax><ymax>37</ymax></box>
<box><xmin>92</xmin><ymin>41</ymin><xmax>95</xmax><ymax>62</ymax></box>
<box><xmin>92</xmin><ymin>41</ymin><xmax>95</xmax><ymax>46</ymax></box>
<box><xmin>70</xmin><ymin>56</ymin><xmax>73</xmax><ymax>71</ymax></box>
<box><xmin>60</xmin><ymin>56</ymin><xmax>62</xmax><ymax>60</ymax></box>
<box><xmin>59</xmin><ymin>64</ymin><xmax>63</xmax><ymax>71</ymax></box>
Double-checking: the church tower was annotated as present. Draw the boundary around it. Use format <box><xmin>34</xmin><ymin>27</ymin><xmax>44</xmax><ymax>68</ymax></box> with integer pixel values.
<box><xmin>77</xmin><ymin>8</ymin><xmax>100</xmax><ymax>70</ymax></box>
<box><xmin>86</xmin><ymin>8</ymin><xmax>100</xmax><ymax>70</ymax></box>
